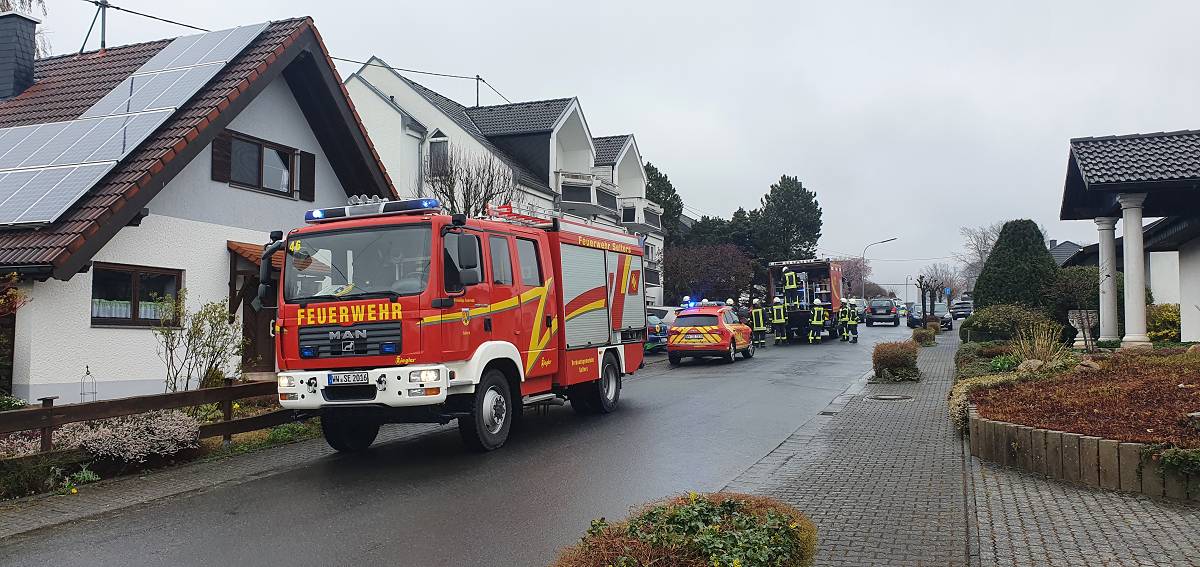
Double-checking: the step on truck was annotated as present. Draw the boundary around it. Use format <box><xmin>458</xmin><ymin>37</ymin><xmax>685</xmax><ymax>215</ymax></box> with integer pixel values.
<box><xmin>260</xmin><ymin>198</ymin><xmax>646</xmax><ymax>452</ymax></box>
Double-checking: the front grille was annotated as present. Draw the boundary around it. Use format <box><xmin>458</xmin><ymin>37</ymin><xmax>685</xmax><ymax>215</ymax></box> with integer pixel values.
<box><xmin>322</xmin><ymin>385</ymin><xmax>378</xmax><ymax>402</ymax></box>
<box><xmin>297</xmin><ymin>321</ymin><xmax>402</xmax><ymax>359</ymax></box>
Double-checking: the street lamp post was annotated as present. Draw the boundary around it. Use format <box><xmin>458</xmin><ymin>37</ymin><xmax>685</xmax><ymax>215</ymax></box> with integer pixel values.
<box><xmin>905</xmin><ymin>275</ymin><xmax>912</xmax><ymax>305</ymax></box>
<box><xmin>860</xmin><ymin>237</ymin><xmax>897</xmax><ymax>300</ymax></box>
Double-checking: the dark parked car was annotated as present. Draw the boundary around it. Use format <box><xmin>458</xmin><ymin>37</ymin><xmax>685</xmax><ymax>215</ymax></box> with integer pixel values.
<box><xmin>909</xmin><ymin>302</ymin><xmax>954</xmax><ymax>330</ymax></box>
<box><xmin>951</xmin><ymin>300</ymin><xmax>974</xmax><ymax>319</ymax></box>
<box><xmin>865</xmin><ymin>298</ymin><xmax>900</xmax><ymax>326</ymax></box>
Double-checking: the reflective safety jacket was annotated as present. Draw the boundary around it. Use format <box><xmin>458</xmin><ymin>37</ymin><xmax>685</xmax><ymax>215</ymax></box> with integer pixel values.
<box><xmin>783</xmin><ymin>271</ymin><xmax>798</xmax><ymax>290</ymax></box>
<box><xmin>750</xmin><ymin>307</ymin><xmax>767</xmax><ymax>331</ymax></box>
<box><xmin>810</xmin><ymin>306</ymin><xmax>828</xmax><ymax>325</ymax></box>
<box><xmin>771</xmin><ymin>304</ymin><xmax>787</xmax><ymax>324</ymax></box>
<box><xmin>838</xmin><ymin>305</ymin><xmax>859</xmax><ymax>324</ymax></box>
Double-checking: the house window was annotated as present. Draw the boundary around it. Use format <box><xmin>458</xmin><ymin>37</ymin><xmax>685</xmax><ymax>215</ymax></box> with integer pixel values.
<box><xmin>429</xmin><ymin>139</ymin><xmax>449</xmax><ymax>177</ymax></box>
<box><xmin>90</xmin><ymin>264</ymin><xmax>182</xmax><ymax>326</ymax></box>
<box><xmin>622</xmin><ymin>207</ymin><xmax>636</xmax><ymax>223</ymax></box>
<box><xmin>229</xmin><ymin>135</ymin><xmax>295</xmax><ymax>195</ymax></box>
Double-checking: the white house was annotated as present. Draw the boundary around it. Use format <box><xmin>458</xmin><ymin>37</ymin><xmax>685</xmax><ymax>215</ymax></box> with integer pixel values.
<box><xmin>345</xmin><ymin>58</ymin><xmax>666</xmax><ymax>305</ymax></box>
<box><xmin>1059</xmin><ymin>130</ymin><xmax>1200</xmax><ymax>344</ymax></box>
<box><xmin>0</xmin><ymin>15</ymin><xmax>394</xmax><ymax>400</ymax></box>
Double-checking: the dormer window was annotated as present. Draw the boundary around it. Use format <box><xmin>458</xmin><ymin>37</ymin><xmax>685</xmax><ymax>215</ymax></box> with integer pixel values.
<box><xmin>622</xmin><ymin>207</ymin><xmax>636</xmax><ymax>223</ymax></box>
<box><xmin>429</xmin><ymin>130</ymin><xmax>449</xmax><ymax>177</ymax></box>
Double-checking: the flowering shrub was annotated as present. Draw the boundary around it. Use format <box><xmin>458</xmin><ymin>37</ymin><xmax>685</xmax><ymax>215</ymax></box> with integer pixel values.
<box><xmin>554</xmin><ymin>492</ymin><xmax>817</xmax><ymax>567</ymax></box>
<box><xmin>1148</xmin><ymin>303</ymin><xmax>1181</xmax><ymax>343</ymax></box>
<box><xmin>873</xmin><ymin>340</ymin><xmax>920</xmax><ymax>381</ymax></box>
<box><xmin>77</xmin><ymin>410</ymin><xmax>200</xmax><ymax>463</ymax></box>
<box><xmin>0</xmin><ymin>394</ymin><xmax>26</xmax><ymax>411</ymax></box>
<box><xmin>0</xmin><ymin>411</ymin><xmax>199</xmax><ymax>463</ymax></box>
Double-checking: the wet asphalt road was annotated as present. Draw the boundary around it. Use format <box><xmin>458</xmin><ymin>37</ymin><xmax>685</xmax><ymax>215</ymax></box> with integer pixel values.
<box><xmin>2</xmin><ymin>325</ymin><xmax>912</xmax><ymax>567</ymax></box>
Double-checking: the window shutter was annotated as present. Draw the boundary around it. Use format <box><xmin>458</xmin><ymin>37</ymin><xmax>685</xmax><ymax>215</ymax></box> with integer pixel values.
<box><xmin>298</xmin><ymin>151</ymin><xmax>316</xmax><ymax>202</ymax></box>
<box><xmin>211</xmin><ymin>131</ymin><xmax>232</xmax><ymax>182</ymax></box>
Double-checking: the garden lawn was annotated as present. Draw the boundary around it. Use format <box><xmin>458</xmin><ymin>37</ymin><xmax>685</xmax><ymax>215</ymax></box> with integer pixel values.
<box><xmin>972</xmin><ymin>351</ymin><xmax>1200</xmax><ymax>448</ymax></box>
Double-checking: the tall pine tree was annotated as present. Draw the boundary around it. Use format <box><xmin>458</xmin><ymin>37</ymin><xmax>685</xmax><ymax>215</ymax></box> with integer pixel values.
<box><xmin>643</xmin><ymin>163</ymin><xmax>685</xmax><ymax>246</ymax></box>
<box><xmin>755</xmin><ymin>175</ymin><xmax>823</xmax><ymax>261</ymax></box>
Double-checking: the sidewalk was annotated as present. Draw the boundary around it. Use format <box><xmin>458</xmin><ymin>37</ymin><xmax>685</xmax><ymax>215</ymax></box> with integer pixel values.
<box><xmin>0</xmin><ymin>423</ymin><xmax>445</xmax><ymax>542</ymax></box>
<box><xmin>726</xmin><ymin>335</ymin><xmax>969</xmax><ymax>566</ymax></box>
<box><xmin>727</xmin><ymin>332</ymin><xmax>1200</xmax><ymax>567</ymax></box>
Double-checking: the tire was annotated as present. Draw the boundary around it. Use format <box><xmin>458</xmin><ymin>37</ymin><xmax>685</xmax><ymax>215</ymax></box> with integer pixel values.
<box><xmin>742</xmin><ymin>342</ymin><xmax>755</xmax><ymax>359</ymax></box>
<box><xmin>893</xmin><ymin>319</ymin><xmax>900</xmax><ymax>327</ymax></box>
<box><xmin>571</xmin><ymin>353</ymin><xmax>622</xmax><ymax>414</ymax></box>
<box><xmin>458</xmin><ymin>368</ymin><xmax>513</xmax><ymax>452</ymax></box>
<box><xmin>724</xmin><ymin>341</ymin><xmax>737</xmax><ymax>363</ymax></box>
<box><xmin>866</xmin><ymin>321</ymin><xmax>874</xmax><ymax>327</ymax></box>
<box><xmin>321</xmin><ymin>414</ymin><xmax>379</xmax><ymax>453</ymax></box>
<box><xmin>668</xmin><ymin>354</ymin><xmax>682</xmax><ymax>366</ymax></box>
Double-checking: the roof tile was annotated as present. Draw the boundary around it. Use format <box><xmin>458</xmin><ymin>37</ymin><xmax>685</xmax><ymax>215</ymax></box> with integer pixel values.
<box><xmin>1071</xmin><ymin>130</ymin><xmax>1200</xmax><ymax>185</ymax></box>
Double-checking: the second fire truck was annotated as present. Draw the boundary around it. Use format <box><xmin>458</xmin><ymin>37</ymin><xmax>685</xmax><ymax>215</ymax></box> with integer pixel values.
<box><xmin>261</xmin><ymin>199</ymin><xmax>647</xmax><ymax>452</ymax></box>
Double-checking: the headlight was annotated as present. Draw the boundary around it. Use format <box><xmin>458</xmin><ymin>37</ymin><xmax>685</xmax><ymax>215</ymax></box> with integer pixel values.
<box><xmin>409</xmin><ymin>369</ymin><xmax>440</xmax><ymax>383</ymax></box>
<box><xmin>278</xmin><ymin>375</ymin><xmax>295</xmax><ymax>388</ymax></box>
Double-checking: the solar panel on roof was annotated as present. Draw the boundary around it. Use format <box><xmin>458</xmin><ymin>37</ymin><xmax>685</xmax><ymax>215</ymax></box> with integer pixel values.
<box><xmin>0</xmin><ymin>22</ymin><xmax>267</xmax><ymax>227</ymax></box>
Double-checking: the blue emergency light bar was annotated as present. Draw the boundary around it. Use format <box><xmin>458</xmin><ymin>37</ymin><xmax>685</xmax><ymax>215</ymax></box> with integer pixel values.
<box><xmin>304</xmin><ymin>198</ymin><xmax>441</xmax><ymax>224</ymax></box>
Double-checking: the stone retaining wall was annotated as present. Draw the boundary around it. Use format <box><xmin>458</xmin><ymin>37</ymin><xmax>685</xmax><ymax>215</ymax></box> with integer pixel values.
<box><xmin>968</xmin><ymin>406</ymin><xmax>1200</xmax><ymax>502</ymax></box>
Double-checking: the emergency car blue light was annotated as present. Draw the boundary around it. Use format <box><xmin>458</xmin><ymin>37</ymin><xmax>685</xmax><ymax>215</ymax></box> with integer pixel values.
<box><xmin>304</xmin><ymin>198</ymin><xmax>442</xmax><ymax>224</ymax></box>
<box><xmin>300</xmin><ymin>345</ymin><xmax>317</xmax><ymax>358</ymax></box>
<box><xmin>311</xmin><ymin>209</ymin><xmax>324</xmax><ymax>219</ymax></box>
<box><xmin>380</xmin><ymin>342</ymin><xmax>398</xmax><ymax>354</ymax></box>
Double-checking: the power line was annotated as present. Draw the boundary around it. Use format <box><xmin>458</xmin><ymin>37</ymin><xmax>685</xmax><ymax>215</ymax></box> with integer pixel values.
<box><xmin>75</xmin><ymin>1</ymin><xmax>511</xmax><ymax>103</ymax></box>
<box><xmin>80</xmin><ymin>0</ymin><xmax>209</xmax><ymax>32</ymax></box>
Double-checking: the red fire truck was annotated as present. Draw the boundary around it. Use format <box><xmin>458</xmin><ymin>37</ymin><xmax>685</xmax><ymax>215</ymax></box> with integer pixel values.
<box><xmin>260</xmin><ymin>199</ymin><xmax>646</xmax><ymax>452</ymax></box>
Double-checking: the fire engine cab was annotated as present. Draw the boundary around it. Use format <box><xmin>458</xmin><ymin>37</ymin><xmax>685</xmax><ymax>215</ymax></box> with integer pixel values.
<box><xmin>261</xmin><ymin>198</ymin><xmax>646</xmax><ymax>452</ymax></box>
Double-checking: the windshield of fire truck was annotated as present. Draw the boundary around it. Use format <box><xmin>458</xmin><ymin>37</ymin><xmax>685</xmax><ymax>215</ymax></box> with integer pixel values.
<box><xmin>283</xmin><ymin>225</ymin><xmax>432</xmax><ymax>302</ymax></box>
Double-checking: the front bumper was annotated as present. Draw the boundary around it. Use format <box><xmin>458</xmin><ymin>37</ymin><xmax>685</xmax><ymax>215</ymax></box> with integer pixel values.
<box><xmin>276</xmin><ymin>364</ymin><xmax>449</xmax><ymax>410</ymax></box>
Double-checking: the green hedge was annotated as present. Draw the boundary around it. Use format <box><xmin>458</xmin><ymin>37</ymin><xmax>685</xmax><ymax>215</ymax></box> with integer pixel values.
<box><xmin>959</xmin><ymin>304</ymin><xmax>1055</xmax><ymax>343</ymax></box>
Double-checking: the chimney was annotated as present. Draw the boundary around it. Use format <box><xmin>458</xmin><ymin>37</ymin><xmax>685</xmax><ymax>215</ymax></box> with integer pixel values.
<box><xmin>0</xmin><ymin>11</ymin><xmax>39</xmax><ymax>100</ymax></box>
<box><xmin>1048</xmin><ymin>239</ymin><xmax>1057</xmax><ymax>249</ymax></box>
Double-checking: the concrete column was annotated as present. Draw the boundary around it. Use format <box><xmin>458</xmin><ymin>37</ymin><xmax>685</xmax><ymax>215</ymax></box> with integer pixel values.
<box><xmin>1118</xmin><ymin>193</ymin><xmax>1150</xmax><ymax>347</ymax></box>
<box><xmin>1095</xmin><ymin>217</ymin><xmax>1119</xmax><ymax>342</ymax></box>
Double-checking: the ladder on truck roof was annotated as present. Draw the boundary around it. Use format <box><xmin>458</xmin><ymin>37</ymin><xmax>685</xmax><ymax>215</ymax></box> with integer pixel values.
<box><xmin>487</xmin><ymin>204</ymin><xmax>558</xmax><ymax>230</ymax></box>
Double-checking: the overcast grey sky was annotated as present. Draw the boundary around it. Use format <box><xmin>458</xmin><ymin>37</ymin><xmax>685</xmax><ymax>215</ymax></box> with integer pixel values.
<box><xmin>37</xmin><ymin>1</ymin><xmax>1200</xmax><ymax>295</ymax></box>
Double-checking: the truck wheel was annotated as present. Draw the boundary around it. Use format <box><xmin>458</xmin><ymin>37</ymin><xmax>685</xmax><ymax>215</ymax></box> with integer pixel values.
<box><xmin>571</xmin><ymin>353</ymin><xmax>622</xmax><ymax>414</ymax></box>
<box><xmin>321</xmin><ymin>415</ymin><xmax>379</xmax><ymax>453</ymax></box>
<box><xmin>724</xmin><ymin>341</ymin><xmax>737</xmax><ymax>363</ymax></box>
<box><xmin>459</xmin><ymin>369</ymin><xmax>512</xmax><ymax>452</ymax></box>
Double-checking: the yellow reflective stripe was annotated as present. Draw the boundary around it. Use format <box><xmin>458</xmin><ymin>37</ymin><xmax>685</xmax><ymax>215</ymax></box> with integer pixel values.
<box><xmin>565</xmin><ymin>298</ymin><xmax>606</xmax><ymax>322</ymax></box>
<box><xmin>524</xmin><ymin>277</ymin><xmax>556</xmax><ymax>374</ymax></box>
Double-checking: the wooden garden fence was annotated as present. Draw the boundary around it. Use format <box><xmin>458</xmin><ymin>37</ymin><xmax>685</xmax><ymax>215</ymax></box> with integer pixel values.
<box><xmin>0</xmin><ymin>380</ymin><xmax>313</xmax><ymax>454</ymax></box>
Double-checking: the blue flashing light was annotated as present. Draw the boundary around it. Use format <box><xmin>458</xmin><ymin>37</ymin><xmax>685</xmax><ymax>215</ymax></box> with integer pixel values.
<box><xmin>380</xmin><ymin>342</ymin><xmax>398</xmax><ymax>354</ymax></box>
<box><xmin>305</xmin><ymin>198</ymin><xmax>442</xmax><ymax>223</ymax></box>
<box><xmin>300</xmin><ymin>345</ymin><xmax>317</xmax><ymax>358</ymax></box>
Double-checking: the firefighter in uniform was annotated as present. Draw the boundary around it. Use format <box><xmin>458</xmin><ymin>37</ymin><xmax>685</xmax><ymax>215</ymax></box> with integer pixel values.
<box><xmin>808</xmin><ymin>298</ymin><xmax>827</xmax><ymax>344</ymax></box>
<box><xmin>838</xmin><ymin>301</ymin><xmax>860</xmax><ymax>343</ymax></box>
<box><xmin>749</xmin><ymin>298</ymin><xmax>768</xmax><ymax>348</ymax></box>
<box><xmin>771</xmin><ymin>297</ymin><xmax>788</xmax><ymax>345</ymax></box>
<box><xmin>782</xmin><ymin>268</ymin><xmax>800</xmax><ymax>310</ymax></box>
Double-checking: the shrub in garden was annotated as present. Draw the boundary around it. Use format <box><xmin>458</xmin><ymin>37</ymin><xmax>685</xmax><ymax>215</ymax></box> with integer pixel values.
<box><xmin>1148</xmin><ymin>303</ymin><xmax>1181</xmax><ymax>343</ymax></box>
<box><xmin>959</xmin><ymin>304</ymin><xmax>1054</xmax><ymax>342</ymax></box>
<box><xmin>554</xmin><ymin>492</ymin><xmax>817</xmax><ymax>567</ymax></box>
<box><xmin>1011</xmin><ymin>322</ymin><xmax>1068</xmax><ymax>365</ymax></box>
<box><xmin>0</xmin><ymin>394</ymin><xmax>26</xmax><ymax>411</ymax></box>
<box><xmin>872</xmin><ymin>340</ymin><xmax>920</xmax><ymax>381</ymax></box>
<box><xmin>947</xmin><ymin>372</ymin><xmax>1024</xmax><ymax>430</ymax></box>
<box><xmin>972</xmin><ymin>219</ymin><xmax>1058</xmax><ymax>310</ymax></box>
<box><xmin>77</xmin><ymin>410</ymin><xmax>200</xmax><ymax>463</ymax></box>
<box><xmin>912</xmin><ymin>328</ymin><xmax>936</xmax><ymax>346</ymax></box>
<box><xmin>989</xmin><ymin>354</ymin><xmax>1020</xmax><ymax>372</ymax></box>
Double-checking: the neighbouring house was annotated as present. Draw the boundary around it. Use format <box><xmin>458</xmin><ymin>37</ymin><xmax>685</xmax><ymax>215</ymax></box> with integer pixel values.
<box><xmin>344</xmin><ymin>58</ymin><xmax>666</xmax><ymax>306</ymax></box>
<box><xmin>1060</xmin><ymin>223</ymin><xmax>1181</xmax><ymax>304</ymax></box>
<box><xmin>1046</xmin><ymin>239</ymin><xmax>1082</xmax><ymax>266</ymax></box>
<box><xmin>1059</xmin><ymin>130</ymin><xmax>1200</xmax><ymax>344</ymax></box>
<box><xmin>0</xmin><ymin>14</ymin><xmax>394</xmax><ymax>400</ymax></box>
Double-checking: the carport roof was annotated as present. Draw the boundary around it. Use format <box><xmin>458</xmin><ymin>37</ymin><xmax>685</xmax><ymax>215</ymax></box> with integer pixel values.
<box><xmin>1061</xmin><ymin>130</ymin><xmax>1200</xmax><ymax>220</ymax></box>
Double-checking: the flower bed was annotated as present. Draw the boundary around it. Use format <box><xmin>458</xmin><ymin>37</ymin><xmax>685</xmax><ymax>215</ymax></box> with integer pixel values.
<box><xmin>972</xmin><ymin>351</ymin><xmax>1200</xmax><ymax>448</ymax></box>
<box><xmin>554</xmin><ymin>492</ymin><xmax>817</xmax><ymax>567</ymax></box>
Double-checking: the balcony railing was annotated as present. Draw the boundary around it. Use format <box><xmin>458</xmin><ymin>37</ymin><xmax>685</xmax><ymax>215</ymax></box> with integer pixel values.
<box><xmin>618</xmin><ymin>197</ymin><xmax>664</xmax><ymax>233</ymax></box>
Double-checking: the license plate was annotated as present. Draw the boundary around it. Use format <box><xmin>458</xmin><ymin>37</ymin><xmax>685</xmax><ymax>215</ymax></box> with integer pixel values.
<box><xmin>875</xmin><ymin>309</ymin><xmax>886</xmax><ymax>314</ymax></box>
<box><xmin>328</xmin><ymin>371</ymin><xmax>369</xmax><ymax>385</ymax></box>
<box><xmin>685</xmin><ymin>333</ymin><xmax>701</xmax><ymax>340</ymax></box>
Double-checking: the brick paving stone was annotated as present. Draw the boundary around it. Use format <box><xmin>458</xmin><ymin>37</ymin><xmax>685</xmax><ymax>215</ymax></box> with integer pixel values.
<box><xmin>0</xmin><ymin>423</ymin><xmax>445</xmax><ymax>540</ymax></box>
<box><xmin>726</xmin><ymin>335</ymin><xmax>969</xmax><ymax>566</ymax></box>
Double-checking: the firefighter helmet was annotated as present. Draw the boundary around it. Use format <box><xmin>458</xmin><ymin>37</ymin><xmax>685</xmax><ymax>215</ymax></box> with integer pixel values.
<box><xmin>726</xmin><ymin>298</ymin><xmax>734</xmax><ymax>306</ymax></box>
<box><xmin>813</xmin><ymin>298</ymin><xmax>823</xmax><ymax>306</ymax></box>
<box><xmin>753</xmin><ymin>298</ymin><xmax>761</xmax><ymax>305</ymax></box>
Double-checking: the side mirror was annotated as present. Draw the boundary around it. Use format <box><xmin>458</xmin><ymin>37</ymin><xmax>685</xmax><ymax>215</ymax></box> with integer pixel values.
<box><xmin>253</xmin><ymin>238</ymin><xmax>285</xmax><ymax>311</ymax></box>
<box><xmin>270</xmin><ymin>230</ymin><xmax>284</xmax><ymax>241</ymax></box>
<box><xmin>458</xmin><ymin>235</ymin><xmax>479</xmax><ymax>270</ymax></box>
